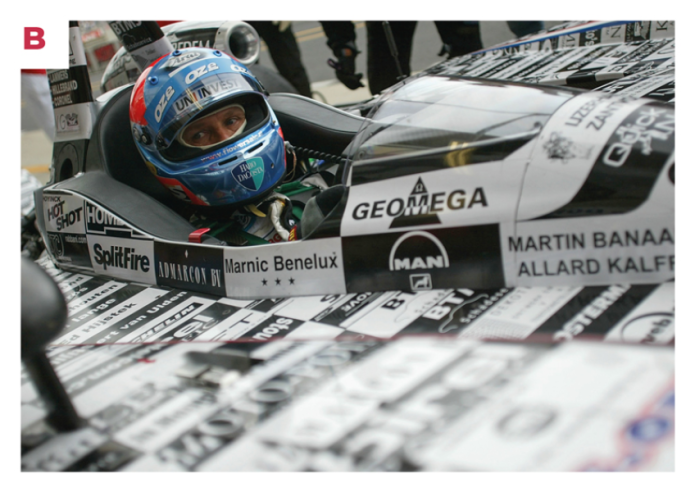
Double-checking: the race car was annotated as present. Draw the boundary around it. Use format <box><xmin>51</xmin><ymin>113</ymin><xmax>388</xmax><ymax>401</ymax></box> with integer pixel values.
<box><xmin>33</xmin><ymin>20</ymin><xmax>674</xmax><ymax>299</ymax></box>
<box><xmin>21</xmin><ymin>20</ymin><xmax>676</xmax><ymax>472</ymax></box>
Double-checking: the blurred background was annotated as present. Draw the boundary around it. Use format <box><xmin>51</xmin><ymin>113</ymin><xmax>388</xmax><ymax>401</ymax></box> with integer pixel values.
<box><xmin>21</xmin><ymin>20</ymin><xmax>564</xmax><ymax>185</ymax></box>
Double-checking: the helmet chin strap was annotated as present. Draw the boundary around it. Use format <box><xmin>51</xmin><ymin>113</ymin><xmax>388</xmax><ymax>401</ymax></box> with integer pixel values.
<box><xmin>176</xmin><ymin>104</ymin><xmax>247</xmax><ymax>150</ymax></box>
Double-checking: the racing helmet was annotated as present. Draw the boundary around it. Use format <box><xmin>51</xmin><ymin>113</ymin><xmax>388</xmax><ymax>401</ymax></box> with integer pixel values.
<box><xmin>129</xmin><ymin>48</ymin><xmax>286</xmax><ymax>208</ymax></box>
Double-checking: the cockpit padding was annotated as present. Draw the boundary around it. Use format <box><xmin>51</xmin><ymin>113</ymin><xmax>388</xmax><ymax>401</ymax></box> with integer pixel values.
<box><xmin>92</xmin><ymin>85</ymin><xmax>185</xmax><ymax>212</ymax></box>
<box><xmin>268</xmin><ymin>93</ymin><xmax>366</xmax><ymax>157</ymax></box>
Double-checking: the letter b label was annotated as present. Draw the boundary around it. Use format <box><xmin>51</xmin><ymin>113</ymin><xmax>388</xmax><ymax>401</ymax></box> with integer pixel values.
<box><xmin>24</xmin><ymin>27</ymin><xmax>46</xmax><ymax>49</ymax></box>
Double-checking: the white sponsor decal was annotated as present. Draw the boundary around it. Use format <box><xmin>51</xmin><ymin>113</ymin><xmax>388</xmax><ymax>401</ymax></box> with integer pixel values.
<box><xmin>619</xmin><ymin>312</ymin><xmax>674</xmax><ymax>344</ymax></box>
<box><xmin>68</xmin><ymin>26</ymin><xmax>87</xmax><ymax>67</ymax></box>
<box><xmin>223</xmin><ymin>238</ymin><xmax>346</xmax><ymax>298</ymax></box>
<box><xmin>108</xmin><ymin>21</ymin><xmax>142</xmax><ymax>36</ymax></box>
<box><xmin>252</xmin><ymin>393</ymin><xmax>378</xmax><ymax>449</ymax></box>
<box><xmin>415</xmin><ymin>343</ymin><xmax>673</xmax><ymax>471</ymax></box>
<box><xmin>22</xmin><ymin>427</ymin><xmax>106</xmax><ymax>471</ymax></box>
<box><xmin>163</xmin><ymin>51</ymin><xmax>201</xmax><ymax>68</ymax></box>
<box><xmin>345</xmin><ymin>290</ymin><xmax>449</xmax><ymax>338</ymax></box>
<box><xmin>170</xmin><ymin>39</ymin><xmax>212</xmax><ymax>50</ymax></box>
<box><xmin>44</xmin><ymin>194</ymin><xmax>85</xmax><ymax>234</ymax></box>
<box><xmin>54</xmin><ymin>104</ymin><xmax>93</xmax><ymax>141</ymax></box>
<box><xmin>86</xmin><ymin>236</ymin><xmax>156</xmax><ymax>285</ymax></box>
<box><xmin>322</xmin><ymin>338</ymin><xmax>476</xmax><ymax>402</ymax></box>
<box><xmin>154</xmin><ymin>86</ymin><xmax>175</xmax><ymax>123</ymax></box>
<box><xmin>199</xmin><ymin>436</ymin><xmax>309</xmax><ymax>472</ymax></box>
<box><xmin>342</xmin><ymin>163</ymin><xmax>524</xmax><ymax>237</ymax></box>
<box><xmin>66</xmin><ymin>281</ymin><xmax>126</xmax><ymax>317</ymax></box>
<box><xmin>517</xmin><ymin>92</ymin><xmax>651</xmax><ymax>220</ymax></box>
<box><xmin>53</xmin><ymin>288</ymin><xmax>167</xmax><ymax>346</ymax></box>
<box><xmin>115</xmin><ymin>389</ymin><xmax>217</xmax><ymax>453</ymax></box>
<box><xmin>604</xmin><ymin>281</ymin><xmax>674</xmax><ymax>344</ymax></box>
<box><xmin>505</xmin><ymin>217</ymin><xmax>674</xmax><ymax>287</ymax></box>
<box><xmin>275</xmin><ymin>295</ymin><xmax>345</xmax><ymax>321</ymax></box>
<box><xmin>118</xmin><ymin>296</ymin><xmax>216</xmax><ymax>344</ymax></box>
<box><xmin>173</xmin><ymin>78</ymin><xmax>241</xmax><ymax>116</ymax></box>
<box><xmin>194</xmin><ymin>309</ymin><xmax>268</xmax><ymax>342</ymax></box>
<box><xmin>184</xmin><ymin>62</ymin><xmax>219</xmax><ymax>84</ymax></box>
<box><xmin>458</xmin><ymin>286</ymin><xmax>581</xmax><ymax>340</ymax></box>
<box><xmin>283</xmin><ymin>321</ymin><xmax>344</xmax><ymax>340</ymax></box>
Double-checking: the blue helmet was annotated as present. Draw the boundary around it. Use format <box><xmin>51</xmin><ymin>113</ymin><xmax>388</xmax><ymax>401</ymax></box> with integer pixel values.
<box><xmin>129</xmin><ymin>48</ymin><xmax>286</xmax><ymax>208</ymax></box>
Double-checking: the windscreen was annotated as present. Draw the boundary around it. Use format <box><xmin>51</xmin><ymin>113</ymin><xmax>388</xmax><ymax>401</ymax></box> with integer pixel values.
<box><xmin>347</xmin><ymin>75</ymin><xmax>576</xmax><ymax>162</ymax></box>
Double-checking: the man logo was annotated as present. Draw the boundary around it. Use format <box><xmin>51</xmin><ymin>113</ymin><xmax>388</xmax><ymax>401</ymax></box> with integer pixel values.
<box><xmin>389</xmin><ymin>231</ymin><xmax>450</xmax><ymax>271</ymax></box>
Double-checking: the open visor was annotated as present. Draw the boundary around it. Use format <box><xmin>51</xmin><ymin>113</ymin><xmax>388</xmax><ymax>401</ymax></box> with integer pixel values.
<box><xmin>156</xmin><ymin>72</ymin><xmax>269</xmax><ymax>163</ymax></box>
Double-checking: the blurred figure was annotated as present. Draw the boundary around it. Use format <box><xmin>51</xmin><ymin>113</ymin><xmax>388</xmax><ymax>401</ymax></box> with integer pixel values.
<box><xmin>507</xmin><ymin>21</ymin><xmax>546</xmax><ymax>38</ymax></box>
<box><xmin>21</xmin><ymin>69</ymin><xmax>55</xmax><ymax>140</ymax></box>
<box><xmin>433</xmin><ymin>21</ymin><xmax>483</xmax><ymax>58</ymax></box>
<box><xmin>247</xmin><ymin>21</ymin><xmax>313</xmax><ymax>98</ymax></box>
<box><xmin>320</xmin><ymin>21</ymin><xmax>365</xmax><ymax>90</ymax></box>
<box><xmin>321</xmin><ymin>21</ymin><xmax>484</xmax><ymax>95</ymax></box>
<box><xmin>363</xmin><ymin>21</ymin><xmax>417</xmax><ymax>94</ymax></box>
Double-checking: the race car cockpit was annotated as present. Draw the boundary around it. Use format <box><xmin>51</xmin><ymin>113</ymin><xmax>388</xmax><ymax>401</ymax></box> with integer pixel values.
<box><xmin>46</xmin><ymin>82</ymin><xmax>368</xmax><ymax>244</ymax></box>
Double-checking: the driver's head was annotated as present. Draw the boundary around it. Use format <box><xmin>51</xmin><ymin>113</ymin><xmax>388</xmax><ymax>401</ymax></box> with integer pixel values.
<box><xmin>129</xmin><ymin>48</ymin><xmax>286</xmax><ymax>209</ymax></box>
<box><xmin>178</xmin><ymin>104</ymin><xmax>247</xmax><ymax>149</ymax></box>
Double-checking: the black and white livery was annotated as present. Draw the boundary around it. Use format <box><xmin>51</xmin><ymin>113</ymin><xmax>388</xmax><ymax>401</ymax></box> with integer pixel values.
<box><xmin>33</xmin><ymin>20</ymin><xmax>675</xmax><ymax>300</ymax></box>
<box><xmin>21</xmin><ymin>20</ymin><xmax>676</xmax><ymax>472</ymax></box>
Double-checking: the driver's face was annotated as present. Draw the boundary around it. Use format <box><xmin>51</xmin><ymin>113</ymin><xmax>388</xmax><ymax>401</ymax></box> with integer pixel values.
<box><xmin>181</xmin><ymin>105</ymin><xmax>246</xmax><ymax>147</ymax></box>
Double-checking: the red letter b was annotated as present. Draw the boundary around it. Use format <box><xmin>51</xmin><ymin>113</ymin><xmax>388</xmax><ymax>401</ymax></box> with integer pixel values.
<box><xmin>24</xmin><ymin>27</ymin><xmax>46</xmax><ymax>50</ymax></box>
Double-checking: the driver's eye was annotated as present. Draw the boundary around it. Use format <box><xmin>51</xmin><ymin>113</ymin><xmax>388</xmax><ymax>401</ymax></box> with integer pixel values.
<box><xmin>225</xmin><ymin>117</ymin><xmax>238</xmax><ymax>127</ymax></box>
<box><xmin>191</xmin><ymin>131</ymin><xmax>207</xmax><ymax>142</ymax></box>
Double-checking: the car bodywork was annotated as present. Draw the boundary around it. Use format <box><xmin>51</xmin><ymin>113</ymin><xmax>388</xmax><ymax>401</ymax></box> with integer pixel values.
<box><xmin>34</xmin><ymin>21</ymin><xmax>674</xmax><ymax>300</ymax></box>
<box><xmin>22</xmin><ymin>20</ymin><xmax>676</xmax><ymax>472</ymax></box>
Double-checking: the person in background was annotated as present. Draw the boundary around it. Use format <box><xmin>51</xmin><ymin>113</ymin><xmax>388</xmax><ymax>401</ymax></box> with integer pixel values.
<box><xmin>507</xmin><ymin>21</ymin><xmax>546</xmax><ymax>38</ymax></box>
<box><xmin>21</xmin><ymin>69</ymin><xmax>55</xmax><ymax>140</ymax></box>
<box><xmin>247</xmin><ymin>21</ymin><xmax>313</xmax><ymax>98</ymax></box>
<box><xmin>320</xmin><ymin>21</ymin><xmax>484</xmax><ymax>95</ymax></box>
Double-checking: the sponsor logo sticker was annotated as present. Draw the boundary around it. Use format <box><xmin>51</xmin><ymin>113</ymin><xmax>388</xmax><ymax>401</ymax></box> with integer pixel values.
<box><xmin>620</xmin><ymin>312</ymin><xmax>674</xmax><ymax>344</ymax></box>
<box><xmin>85</xmin><ymin>202</ymin><xmax>148</xmax><ymax>238</ymax></box>
<box><xmin>44</xmin><ymin>194</ymin><xmax>85</xmax><ymax>234</ymax></box>
<box><xmin>223</xmin><ymin>238</ymin><xmax>345</xmax><ymax>298</ymax></box>
<box><xmin>232</xmin><ymin>157</ymin><xmax>265</xmax><ymax>191</ymax></box>
<box><xmin>154</xmin><ymin>242</ymin><xmax>226</xmax><ymax>297</ymax></box>
<box><xmin>163</xmin><ymin>51</ymin><xmax>201</xmax><ymax>68</ymax></box>
<box><xmin>410</xmin><ymin>273</ymin><xmax>432</xmax><ymax>291</ymax></box>
<box><xmin>389</xmin><ymin>231</ymin><xmax>450</xmax><ymax>272</ymax></box>
<box><xmin>87</xmin><ymin>236</ymin><xmax>156</xmax><ymax>285</ymax></box>
<box><xmin>351</xmin><ymin>177</ymin><xmax>488</xmax><ymax>229</ymax></box>
<box><xmin>47</xmin><ymin>233</ymin><xmax>64</xmax><ymax>258</ymax></box>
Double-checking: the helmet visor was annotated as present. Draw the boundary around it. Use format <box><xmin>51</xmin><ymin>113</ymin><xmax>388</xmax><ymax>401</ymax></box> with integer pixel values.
<box><xmin>178</xmin><ymin>103</ymin><xmax>247</xmax><ymax>149</ymax></box>
<box><xmin>159</xmin><ymin>91</ymin><xmax>269</xmax><ymax>164</ymax></box>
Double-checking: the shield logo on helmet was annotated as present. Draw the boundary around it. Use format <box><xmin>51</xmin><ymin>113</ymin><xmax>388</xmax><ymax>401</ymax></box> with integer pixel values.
<box><xmin>232</xmin><ymin>157</ymin><xmax>265</xmax><ymax>191</ymax></box>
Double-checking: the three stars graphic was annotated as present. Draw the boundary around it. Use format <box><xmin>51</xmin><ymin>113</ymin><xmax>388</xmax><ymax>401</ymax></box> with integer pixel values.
<box><xmin>261</xmin><ymin>278</ymin><xmax>295</xmax><ymax>286</ymax></box>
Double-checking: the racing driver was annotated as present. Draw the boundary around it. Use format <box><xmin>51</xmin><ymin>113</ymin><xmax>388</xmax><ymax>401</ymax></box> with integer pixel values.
<box><xmin>130</xmin><ymin>47</ymin><xmax>338</xmax><ymax>245</ymax></box>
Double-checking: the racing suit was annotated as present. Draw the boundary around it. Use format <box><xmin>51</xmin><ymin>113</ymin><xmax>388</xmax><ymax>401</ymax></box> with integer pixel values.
<box><xmin>189</xmin><ymin>158</ymin><xmax>340</xmax><ymax>246</ymax></box>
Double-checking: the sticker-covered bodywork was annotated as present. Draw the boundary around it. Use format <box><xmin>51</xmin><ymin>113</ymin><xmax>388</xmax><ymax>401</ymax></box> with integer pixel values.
<box><xmin>23</xmin><ymin>20</ymin><xmax>676</xmax><ymax>473</ymax></box>
<box><xmin>36</xmin><ymin>20</ymin><xmax>674</xmax><ymax>299</ymax></box>
<box><xmin>38</xmin><ymin>87</ymin><xmax>674</xmax><ymax>298</ymax></box>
